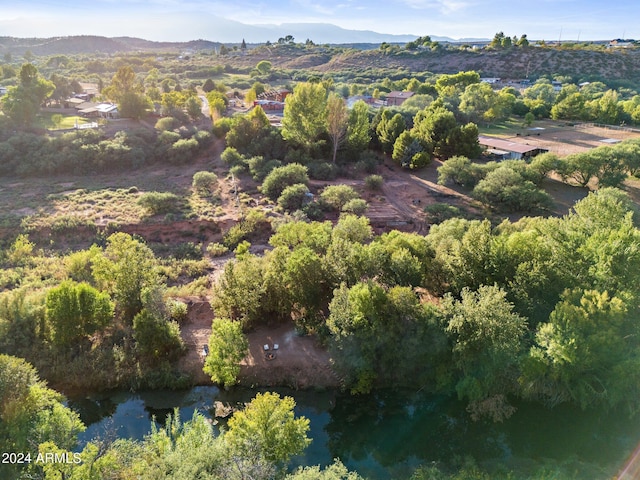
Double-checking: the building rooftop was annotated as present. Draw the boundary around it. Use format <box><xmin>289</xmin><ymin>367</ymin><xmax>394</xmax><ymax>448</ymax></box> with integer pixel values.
<box><xmin>478</xmin><ymin>135</ymin><xmax>542</xmax><ymax>154</ymax></box>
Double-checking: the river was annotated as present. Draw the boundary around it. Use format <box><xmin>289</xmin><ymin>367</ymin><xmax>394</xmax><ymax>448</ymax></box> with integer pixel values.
<box><xmin>69</xmin><ymin>386</ymin><xmax>640</xmax><ymax>479</ymax></box>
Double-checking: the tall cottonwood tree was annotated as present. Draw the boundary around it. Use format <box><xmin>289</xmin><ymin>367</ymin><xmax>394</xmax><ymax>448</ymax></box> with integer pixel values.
<box><xmin>326</xmin><ymin>92</ymin><xmax>348</xmax><ymax>163</ymax></box>
<box><xmin>281</xmin><ymin>82</ymin><xmax>327</xmax><ymax>150</ymax></box>
<box><xmin>346</xmin><ymin>99</ymin><xmax>371</xmax><ymax>155</ymax></box>
<box><xmin>103</xmin><ymin>66</ymin><xmax>150</xmax><ymax>119</ymax></box>
<box><xmin>1</xmin><ymin>63</ymin><xmax>54</xmax><ymax>126</ymax></box>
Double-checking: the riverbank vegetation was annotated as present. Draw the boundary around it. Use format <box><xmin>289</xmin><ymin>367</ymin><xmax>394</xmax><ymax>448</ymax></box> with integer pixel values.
<box><xmin>2</xmin><ymin>39</ymin><xmax>640</xmax><ymax>479</ymax></box>
<box><xmin>207</xmin><ymin>188</ymin><xmax>640</xmax><ymax>422</ymax></box>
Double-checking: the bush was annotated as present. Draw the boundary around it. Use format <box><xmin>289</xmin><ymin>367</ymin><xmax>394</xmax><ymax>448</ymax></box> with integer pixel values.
<box><xmin>261</xmin><ymin>163</ymin><xmax>309</xmax><ymax>201</ymax></box>
<box><xmin>167</xmin><ymin>300</ymin><xmax>189</xmax><ymax>323</ymax></box>
<box><xmin>278</xmin><ymin>183</ymin><xmax>311</xmax><ymax>212</ymax></box>
<box><xmin>356</xmin><ymin>151</ymin><xmax>382</xmax><ymax>173</ymax></box>
<box><xmin>229</xmin><ymin>164</ymin><xmax>246</xmax><ymax>177</ymax></box>
<box><xmin>320</xmin><ymin>184</ymin><xmax>360</xmax><ymax>211</ymax></box>
<box><xmin>133</xmin><ymin>309</ymin><xmax>184</xmax><ymax>360</ymax></box>
<box><xmin>222</xmin><ymin>208</ymin><xmax>270</xmax><ymax>248</ymax></box>
<box><xmin>206</xmin><ymin>242</ymin><xmax>229</xmax><ymax>257</ymax></box>
<box><xmin>437</xmin><ymin>156</ymin><xmax>483</xmax><ymax>187</ymax></box>
<box><xmin>308</xmin><ymin>161</ymin><xmax>338</xmax><ymax>180</ymax></box>
<box><xmin>472</xmin><ymin>166</ymin><xmax>553</xmax><ymax>212</ymax></box>
<box><xmin>167</xmin><ymin>137</ymin><xmax>199</xmax><ymax>164</ymax></box>
<box><xmin>365</xmin><ymin>174</ymin><xmax>384</xmax><ymax>190</ymax></box>
<box><xmin>424</xmin><ymin>203</ymin><xmax>462</xmax><ymax>223</ymax></box>
<box><xmin>155</xmin><ymin>116</ymin><xmax>178</xmax><ymax>131</ymax></box>
<box><xmin>221</xmin><ymin>147</ymin><xmax>245</xmax><ymax>166</ymax></box>
<box><xmin>138</xmin><ymin>191</ymin><xmax>181</xmax><ymax>215</ymax></box>
<box><xmin>248</xmin><ymin>156</ymin><xmax>282</xmax><ymax>181</ymax></box>
<box><xmin>302</xmin><ymin>201</ymin><xmax>325</xmax><ymax>220</ymax></box>
<box><xmin>342</xmin><ymin>198</ymin><xmax>368</xmax><ymax>215</ymax></box>
<box><xmin>172</xmin><ymin>242</ymin><xmax>202</xmax><ymax>260</ymax></box>
<box><xmin>192</xmin><ymin>171</ymin><xmax>218</xmax><ymax>195</ymax></box>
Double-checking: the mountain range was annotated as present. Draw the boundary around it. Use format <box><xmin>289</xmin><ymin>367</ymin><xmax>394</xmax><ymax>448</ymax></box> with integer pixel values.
<box><xmin>0</xmin><ymin>20</ymin><xmax>490</xmax><ymax>56</ymax></box>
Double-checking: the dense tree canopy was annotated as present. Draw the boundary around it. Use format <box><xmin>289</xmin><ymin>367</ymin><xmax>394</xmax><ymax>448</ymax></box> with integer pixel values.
<box><xmin>1</xmin><ymin>63</ymin><xmax>54</xmax><ymax>125</ymax></box>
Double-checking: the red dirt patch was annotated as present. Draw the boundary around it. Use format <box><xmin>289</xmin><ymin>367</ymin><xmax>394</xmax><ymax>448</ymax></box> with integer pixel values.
<box><xmin>239</xmin><ymin>322</ymin><xmax>340</xmax><ymax>389</ymax></box>
<box><xmin>177</xmin><ymin>299</ymin><xmax>214</xmax><ymax>385</ymax></box>
<box><xmin>176</xmin><ymin>299</ymin><xmax>340</xmax><ymax>389</ymax></box>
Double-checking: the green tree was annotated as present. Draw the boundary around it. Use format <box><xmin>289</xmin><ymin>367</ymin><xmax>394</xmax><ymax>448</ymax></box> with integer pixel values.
<box><xmin>185</xmin><ymin>95</ymin><xmax>202</xmax><ymax>121</ymax></box>
<box><xmin>376</xmin><ymin>110</ymin><xmax>406</xmax><ymax>153</ymax></box>
<box><xmin>392</xmin><ymin>130</ymin><xmax>430</xmax><ymax>169</ymax></box>
<box><xmin>1</xmin><ymin>63</ymin><xmax>54</xmax><ymax>126</ymax></box>
<box><xmin>103</xmin><ymin>66</ymin><xmax>150</xmax><ymax>119</ymax></box>
<box><xmin>437</xmin><ymin>155</ymin><xmax>482</xmax><ymax>187</ymax></box>
<box><xmin>413</xmin><ymin>106</ymin><xmax>480</xmax><ymax>159</ymax></box>
<box><xmin>551</xmin><ymin>92</ymin><xmax>587</xmax><ymax>120</ymax></box>
<box><xmin>255</xmin><ymin>60</ymin><xmax>272</xmax><ymax>75</ymax></box>
<box><xmin>472</xmin><ymin>165</ymin><xmax>553</xmax><ymax>211</ymax></box>
<box><xmin>441</xmin><ymin>285</ymin><xmax>527</xmax><ymax>421</ymax></box>
<box><xmin>0</xmin><ymin>355</ymin><xmax>84</xmax><ymax>478</ymax></box>
<box><xmin>459</xmin><ymin>82</ymin><xmax>499</xmax><ymax>124</ymax></box>
<box><xmin>92</xmin><ymin>233</ymin><xmax>159</xmax><ymax>322</ymax></box>
<box><xmin>132</xmin><ymin>308</ymin><xmax>184</xmax><ymax>360</ymax></box>
<box><xmin>278</xmin><ymin>183</ymin><xmax>310</xmax><ymax>211</ymax></box>
<box><xmin>203</xmin><ymin>318</ymin><xmax>248</xmax><ymax>386</ymax></box>
<box><xmin>286</xmin><ymin>460</ymin><xmax>365</xmax><ymax>479</ymax></box>
<box><xmin>559</xmin><ymin>147</ymin><xmax>627</xmax><ymax>188</ymax></box>
<box><xmin>526</xmin><ymin>289</ymin><xmax>640</xmax><ymax>411</ymax></box>
<box><xmin>347</xmin><ymin>100</ymin><xmax>371</xmax><ymax>153</ymax></box>
<box><xmin>211</xmin><ymin>254</ymin><xmax>266</xmax><ymax>328</ymax></box>
<box><xmin>206</xmin><ymin>90</ymin><xmax>228</xmax><ymax>119</ymax></box>
<box><xmin>226</xmin><ymin>392</ymin><xmax>311</xmax><ymax>465</ymax></box>
<box><xmin>320</xmin><ymin>185</ymin><xmax>360</xmax><ymax>211</ymax></box>
<box><xmin>435</xmin><ymin>71</ymin><xmax>480</xmax><ymax>103</ymax></box>
<box><xmin>326</xmin><ymin>92</ymin><xmax>348</xmax><ymax>163</ymax></box>
<box><xmin>261</xmin><ymin>163</ymin><xmax>309</xmax><ymax>201</ymax></box>
<box><xmin>282</xmin><ymin>82</ymin><xmax>328</xmax><ymax>150</ymax></box>
<box><xmin>328</xmin><ymin>281</ymin><xmax>439</xmax><ymax>393</ymax></box>
<box><xmin>45</xmin><ymin>281</ymin><xmax>113</xmax><ymax>347</ymax></box>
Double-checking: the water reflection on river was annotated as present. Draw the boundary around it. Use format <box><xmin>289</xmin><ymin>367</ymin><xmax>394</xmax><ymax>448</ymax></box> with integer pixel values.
<box><xmin>70</xmin><ymin>386</ymin><xmax>640</xmax><ymax>479</ymax></box>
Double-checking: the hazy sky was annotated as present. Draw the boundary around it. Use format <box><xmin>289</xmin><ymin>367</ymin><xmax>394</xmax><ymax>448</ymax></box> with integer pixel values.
<box><xmin>0</xmin><ymin>0</ymin><xmax>636</xmax><ymax>42</ymax></box>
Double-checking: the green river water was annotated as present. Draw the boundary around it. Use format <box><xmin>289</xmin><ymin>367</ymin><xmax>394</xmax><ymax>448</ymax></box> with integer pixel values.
<box><xmin>69</xmin><ymin>386</ymin><xmax>640</xmax><ymax>479</ymax></box>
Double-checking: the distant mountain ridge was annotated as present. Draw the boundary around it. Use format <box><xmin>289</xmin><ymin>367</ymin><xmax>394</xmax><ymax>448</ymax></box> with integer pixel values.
<box><xmin>0</xmin><ymin>28</ymin><xmax>490</xmax><ymax>56</ymax></box>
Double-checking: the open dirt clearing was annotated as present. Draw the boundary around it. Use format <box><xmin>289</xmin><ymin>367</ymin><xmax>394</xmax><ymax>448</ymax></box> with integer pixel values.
<box><xmin>239</xmin><ymin>322</ymin><xmax>340</xmax><ymax>389</ymax></box>
<box><xmin>177</xmin><ymin>299</ymin><xmax>339</xmax><ymax>389</ymax></box>
<box><xmin>491</xmin><ymin>121</ymin><xmax>640</xmax><ymax>157</ymax></box>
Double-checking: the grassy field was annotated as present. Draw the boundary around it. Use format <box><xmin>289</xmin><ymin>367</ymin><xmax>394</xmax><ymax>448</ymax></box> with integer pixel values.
<box><xmin>36</xmin><ymin>112</ymin><xmax>93</xmax><ymax>130</ymax></box>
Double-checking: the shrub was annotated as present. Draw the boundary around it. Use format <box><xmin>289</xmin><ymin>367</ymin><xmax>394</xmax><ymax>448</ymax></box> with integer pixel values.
<box><xmin>206</xmin><ymin>242</ymin><xmax>229</xmax><ymax>257</ymax></box>
<box><xmin>155</xmin><ymin>116</ymin><xmax>178</xmax><ymax>131</ymax></box>
<box><xmin>221</xmin><ymin>147</ymin><xmax>245</xmax><ymax>166</ymax></box>
<box><xmin>437</xmin><ymin>156</ymin><xmax>481</xmax><ymax>187</ymax></box>
<box><xmin>172</xmin><ymin>242</ymin><xmax>202</xmax><ymax>260</ymax></box>
<box><xmin>302</xmin><ymin>201</ymin><xmax>325</xmax><ymax>220</ymax></box>
<box><xmin>133</xmin><ymin>309</ymin><xmax>184</xmax><ymax>360</ymax></box>
<box><xmin>278</xmin><ymin>183</ymin><xmax>311</xmax><ymax>212</ymax></box>
<box><xmin>138</xmin><ymin>191</ymin><xmax>181</xmax><ymax>215</ymax></box>
<box><xmin>229</xmin><ymin>164</ymin><xmax>246</xmax><ymax>177</ymax></box>
<box><xmin>192</xmin><ymin>171</ymin><xmax>218</xmax><ymax>195</ymax></box>
<box><xmin>342</xmin><ymin>198</ymin><xmax>368</xmax><ymax>215</ymax></box>
<box><xmin>248</xmin><ymin>156</ymin><xmax>282</xmax><ymax>181</ymax></box>
<box><xmin>472</xmin><ymin>166</ymin><xmax>553</xmax><ymax>212</ymax></box>
<box><xmin>222</xmin><ymin>209</ymin><xmax>270</xmax><ymax>249</ymax></box>
<box><xmin>356</xmin><ymin>151</ymin><xmax>382</xmax><ymax>173</ymax></box>
<box><xmin>308</xmin><ymin>161</ymin><xmax>338</xmax><ymax>180</ymax></box>
<box><xmin>424</xmin><ymin>203</ymin><xmax>462</xmax><ymax>223</ymax></box>
<box><xmin>261</xmin><ymin>163</ymin><xmax>309</xmax><ymax>201</ymax></box>
<box><xmin>167</xmin><ymin>300</ymin><xmax>189</xmax><ymax>324</ymax></box>
<box><xmin>167</xmin><ymin>137</ymin><xmax>199</xmax><ymax>164</ymax></box>
<box><xmin>365</xmin><ymin>174</ymin><xmax>384</xmax><ymax>190</ymax></box>
<box><xmin>320</xmin><ymin>184</ymin><xmax>360</xmax><ymax>211</ymax></box>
